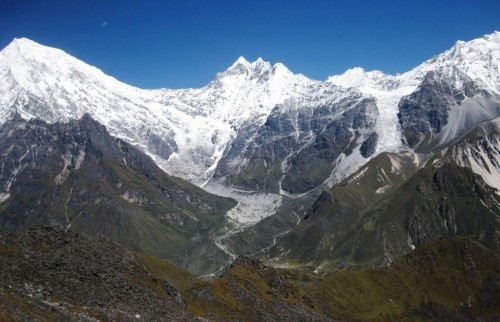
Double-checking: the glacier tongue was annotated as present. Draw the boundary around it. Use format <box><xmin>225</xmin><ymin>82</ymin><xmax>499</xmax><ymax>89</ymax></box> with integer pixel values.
<box><xmin>360</xmin><ymin>86</ymin><xmax>415</xmax><ymax>153</ymax></box>
<box><xmin>327</xmin><ymin>68</ymin><xmax>418</xmax><ymax>155</ymax></box>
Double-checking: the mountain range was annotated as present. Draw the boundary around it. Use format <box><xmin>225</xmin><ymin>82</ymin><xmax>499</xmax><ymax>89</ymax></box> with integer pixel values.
<box><xmin>0</xmin><ymin>31</ymin><xmax>499</xmax><ymax>280</ymax></box>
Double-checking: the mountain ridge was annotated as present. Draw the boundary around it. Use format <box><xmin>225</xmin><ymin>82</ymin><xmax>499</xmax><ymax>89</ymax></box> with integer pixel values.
<box><xmin>1</xmin><ymin>32</ymin><xmax>499</xmax><ymax>268</ymax></box>
<box><xmin>0</xmin><ymin>113</ymin><xmax>236</xmax><ymax>275</ymax></box>
<box><xmin>270</xmin><ymin>116</ymin><xmax>500</xmax><ymax>272</ymax></box>
<box><xmin>1</xmin><ymin>33</ymin><xmax>498</xmax><ymax>195</ymax></box>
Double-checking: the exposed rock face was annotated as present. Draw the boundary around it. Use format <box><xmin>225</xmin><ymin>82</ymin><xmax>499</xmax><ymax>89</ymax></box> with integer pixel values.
<box><xmin>0</xmin><ymin>114</ymin><xmax>236</xmax><ymax>275</ymax></box>
<box><xmin>398</xmin><ymin>70</ymin><xmax>498</xmax><ymax>151</ymax></box>
<box><xmin>215</xmin><ymin>94</ymin><xmax>378</xmax><ymax>194</ymax></box>
<box><xmin>360</xmin><ymin>132</ymin><xmax>378</xmax><ymax>158</ymax></box>
<box><xmin>280</xmin><ymin>98</ymin><xmax>377</xmax><ymax>193</ymax></box>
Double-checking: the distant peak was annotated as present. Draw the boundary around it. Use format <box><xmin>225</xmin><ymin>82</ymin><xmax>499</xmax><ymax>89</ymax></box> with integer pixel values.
<box><xmin>326</xmin><ymin>67</ymin><xmax>391</xmax><ymax>89</ymax></box>
<box><xmin>229</xmin><ymin>56</ymin><xmax>271</xmax><ymax>69</ymax></box>
<box><xmin>255</xmin><ymin>57</ymin><xmax>265</xmax><ymax>64</ymax></box>
<box><xmin>272</xmin><ymin>62</ymin><xmax>292</xmax><ymax>75</ymax></box>
<box><xmin>482</xmin><ymin>30</ymin><xmax>500</xmax><ymax>41</ymax></box>
<box><xmin>1</xmin><ymin>37</ymin><xmax>62</xmax><ymax>59</ymax></box>
<box><xmin>327</xmin><ymin>67</ymin><xmax>369</xmax><ymax>86</ymax></box>
<box><xmin>344</xmin><ymin>67</ymin><xmax>366</xmax><ymax>74</ymax></box>
<box><xmin>232</xmin><ymin>56</ymin><xmax>250</xmax><ymax>67</ymax></box>
<box><xmin>221</xmin><ymin>56</ymin><xmax>274</xmax><ymax>78</ymax></box>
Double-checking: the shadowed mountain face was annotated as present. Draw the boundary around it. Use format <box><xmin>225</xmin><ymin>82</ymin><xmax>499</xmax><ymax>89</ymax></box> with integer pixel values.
<box><xmin>0</xmin><ymin>114</ymin><xmax>236</xmax><ymax>275</ymax></box>
<box><xmin>398</xmin><ymin>70</ymin><xmax>499</xmax><ymax>152</ymax></box>
<box><xmin>1</xmin><ymin>227</ymin><xmax>499</xmax><ymax>321</ymax></box>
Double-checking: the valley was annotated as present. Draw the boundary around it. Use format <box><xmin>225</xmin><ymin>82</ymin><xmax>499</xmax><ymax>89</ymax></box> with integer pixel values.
<box><xmin>0</xmin><ymin>30</ymin><xmax>499</xmax><ymax>320</ymax></box>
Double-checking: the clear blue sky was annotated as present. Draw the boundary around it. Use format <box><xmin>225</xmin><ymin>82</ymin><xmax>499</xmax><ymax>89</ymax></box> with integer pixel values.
<box><xmin>1</xmin><ymin>0</ymin><xmax>499</xmax><ymax>89</ymax></box>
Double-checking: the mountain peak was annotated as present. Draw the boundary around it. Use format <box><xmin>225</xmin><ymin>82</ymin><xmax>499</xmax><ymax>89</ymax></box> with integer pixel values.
<box><xmin>0</xmin><ymin>36</ymin><xmax>137</xmax><ymax>108</ymax></box>
<box><xmin>218</xmin><ymin>56</ymin><xmax>274</xmax><ymax>80</ymax></box>
<box><xmin>228</xmin><ymin>56</ymin><xmax>272</xmax><ymax>69</ymax></box>
<box><xmin>11</xmin><ymin>37</ymin><xmax>39</xmax><ymax>46</ymax></box>
<box><xmin>2</xmin><ymin>37</ymin><xmax>63</xmax><ymax>60</ymax></box>
<box><xmin>482</xmin><ymin>30</ymin><xmax>500</xmax><ymax>41</ymax></box>
<box><xmin>413</xmin><ymin>30</ymin><xmax>500</xmax><ymax>94</ymax></box>
<box><xmin>327</xmin><ymin>67</ymin><xmax>389</xmax><ymax>89</ymax></box>
<box><xmin>231</xmin><ymin>56</ymin><xmax>250</xmax><ymax>67</ymax></box>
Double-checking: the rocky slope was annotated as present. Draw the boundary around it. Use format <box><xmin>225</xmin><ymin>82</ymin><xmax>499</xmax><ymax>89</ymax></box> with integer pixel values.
<box><xmin>1</xmin><ymin>227</ymin><xmax>499</xmax><ymax>321</ymax></box>
<box><xmin>0</xmin><ymin>227</ymin><xmax>194</xmax><ymax>321</ymax></box>
<box><xmin>0</xmin><ymin>114</ymin><xmax>236</xmax><ymax>275</ymax></box>
<box><xmin>272</xmin><ymin>118</ymin><xmax>500</xmax><ymax>272</ymax></box>
<box><xmin>0</xmin><ymin>227</ymin><xmax>328</xmax><ymax>321</ymax></box>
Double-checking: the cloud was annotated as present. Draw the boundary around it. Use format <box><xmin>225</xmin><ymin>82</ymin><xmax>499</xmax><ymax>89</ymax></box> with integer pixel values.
<box><xmin>101</xmin><ymin>21</ymin><xmax>108</xmax><ymax>27</ymax></box>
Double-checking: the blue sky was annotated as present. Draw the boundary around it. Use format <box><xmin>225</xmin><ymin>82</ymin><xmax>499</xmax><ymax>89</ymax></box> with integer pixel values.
<box><xmin>1</xmin><ymin>0</ymin><xmax>499</xmax><ymax>89</ymax></box>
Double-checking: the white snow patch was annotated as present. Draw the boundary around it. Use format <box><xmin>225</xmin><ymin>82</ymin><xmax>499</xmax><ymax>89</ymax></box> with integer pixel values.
<box><xmin>454</xmin><ymin>134</ymin><xmax>500</xmax><ymax>191</ymax></box>
<box><xmin>120</xmin><ymin>191</ymin><xmax>137</xmax><ymax>203</ymax></box>
<box><xmin>387</xmin><ymin>153</ymin><xmax>405</xmax><ymax>173</ymax></box>
<box><xmin>375</xmin><ymin>184</ymin><xmax>392</xmax><ymax>194</ymax></box>
<box><xmin>0</xmin><ymin>193</ymin><xmax>10</xmax><ymax>203</ymax></box>
<box><xmin>407</xmin><ymin>233</ymin><xmax>416</xmax><ymax>250</ymax></box>
<box><xmin>437</xmin><ymin>96</ymin><xmax>500</xmax><ymax>146</ymax></box>
<box><xmin>54</xmin><ymin>152</ymin><xmax>72</xmax><ymax>185</ymax></box>
<box><xmin>380</xmin><ymin>168</ymin><xmax>390</xmax><ymax>181</ymax></box>
<box><xmin>347</xmin><ymin>166</ymin><xmax>369</xmax><ymax>184</ymax></box>
<box><xmin>326</xmin><ymin>148</ymin><xmax>369</xmax><ymax>188</ymax></box>
<box><xmin>74</xmin><ymin>150</ymin><xmax>85</xmax><ymax>169</ymax></box>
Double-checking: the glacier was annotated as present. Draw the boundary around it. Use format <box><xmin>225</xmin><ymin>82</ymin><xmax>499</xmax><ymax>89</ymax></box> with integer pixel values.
<box><xmin>1</xmin><ymin>32</ymin><xmax>500</xmax><ymax>227</ymax></box>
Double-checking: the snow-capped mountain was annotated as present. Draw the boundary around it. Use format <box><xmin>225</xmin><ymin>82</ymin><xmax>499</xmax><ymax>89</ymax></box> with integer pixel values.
<box><xmin>1</xmin><ymin>32</ymin><xmax>500</xmax><ymax>277</ymax></box>
<box><xmin>327</xmin><ymin>32</ymin><xmax>500</xmax><ymax>188</ymax></box>
<box><xmin>0</xmin><ymin>38</ymin><xmax>375</xmax><ymax>195</ymax></box>
<box><xmin>0</xmin><ymin>32</ymin><xmax>499</xmax><ymax>203</ymax></box>
<box><xmin>328</xmin><ymin>31</ymin><xmax>500</xmax><ymax>150</ymax></box>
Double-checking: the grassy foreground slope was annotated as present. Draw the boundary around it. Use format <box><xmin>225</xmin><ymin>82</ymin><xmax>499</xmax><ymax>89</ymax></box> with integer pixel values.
<box><xmin>1</xmin><ymin>227</ymin><xmax>499</xmax><ymax>321</ymax></box>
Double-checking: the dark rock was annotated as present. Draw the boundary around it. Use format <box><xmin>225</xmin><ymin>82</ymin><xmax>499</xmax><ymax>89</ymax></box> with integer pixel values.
<box><xmin>214</xmin><ymin>92</ymin><xmax>378</xmax><ymax>194</ymax></box>
<box><xmin>477</xmin><ymin>277</ymin><xmax>500</xmax><ymax>308</ymax></box>
<box><xmin>398</xmin><ymin>71</ymin><xmax>489</xmax><ymax>150</ymax></box>
<box><xmin>360</xmin><ymin>132</ymin><xmax>378</xmax><ymax>158</ymax></box>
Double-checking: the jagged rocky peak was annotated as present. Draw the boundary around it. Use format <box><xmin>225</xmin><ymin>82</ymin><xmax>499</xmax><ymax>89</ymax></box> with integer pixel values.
<box><xmin>216</xmin><ymin>56</ymin><xmax>294</xmax><ymax>83</ymax></box>
<box><xmin>219</xmin><ymin>56</ymin><xmax>269</xmax><ymax>77</ymax></box>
